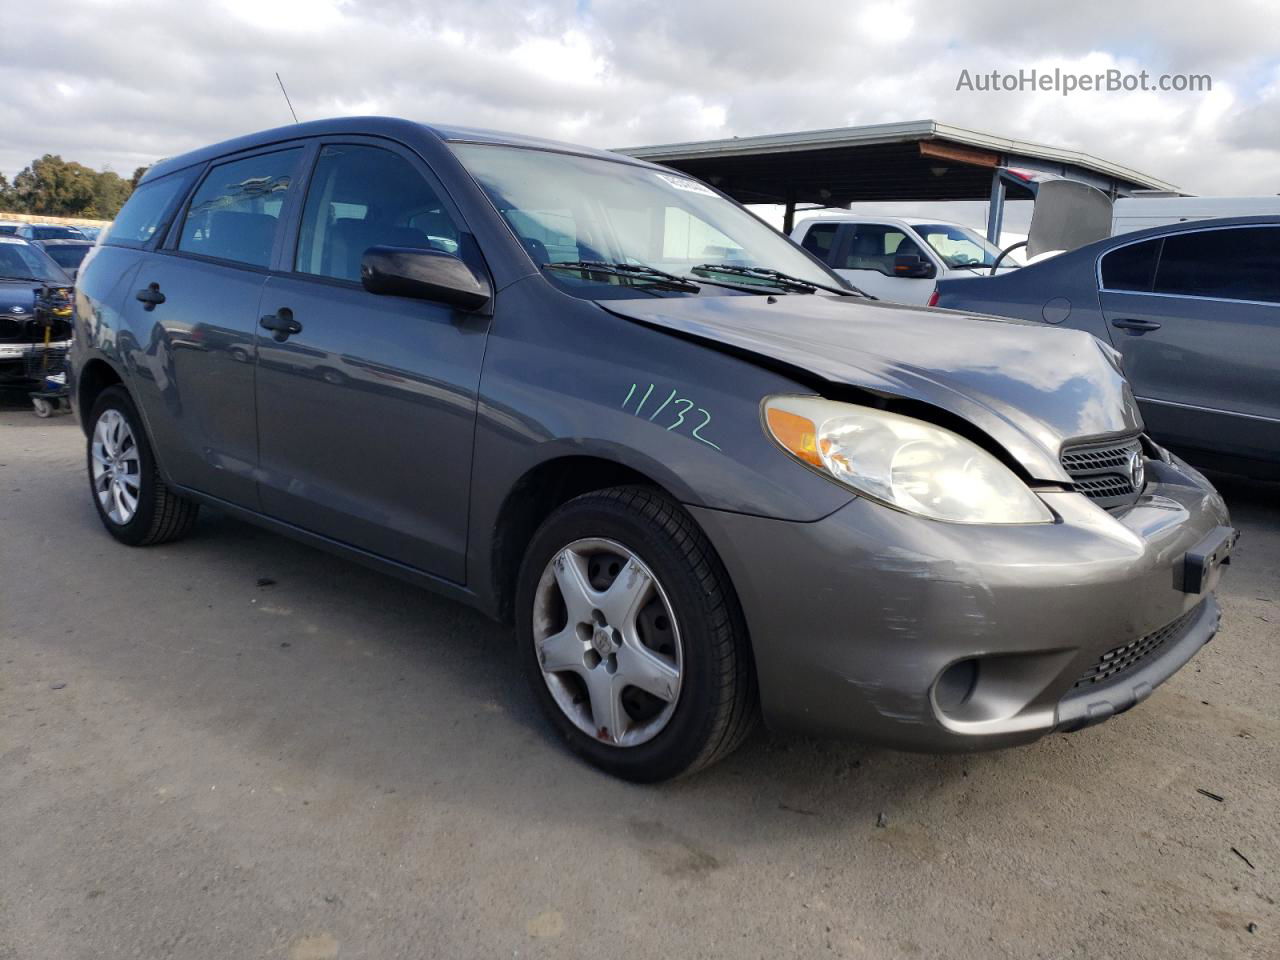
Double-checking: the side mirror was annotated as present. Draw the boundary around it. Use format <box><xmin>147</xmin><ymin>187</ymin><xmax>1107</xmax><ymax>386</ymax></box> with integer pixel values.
<box><xmin>893</xmin><ymin>254</ymin><xmax>936</xmax><ymax>279</ymax></box>
<box><xmin>361</xmin><ymin>245</ymin><xmax>491</xmax><ymax>311</ymax></box>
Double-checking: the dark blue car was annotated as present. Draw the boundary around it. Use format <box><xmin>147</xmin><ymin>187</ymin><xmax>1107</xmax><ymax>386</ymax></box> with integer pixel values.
<box><xmin>934</xmin><ymin>216</ymin><xmax>1280</xmax><ymax>477</ymax></box>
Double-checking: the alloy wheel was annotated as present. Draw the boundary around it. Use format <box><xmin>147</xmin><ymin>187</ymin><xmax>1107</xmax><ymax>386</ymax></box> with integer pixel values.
<box><xmin>531</xmin><ymin>538</ymin><xmax>683</xmax><ymax>747</ymax></box>
<box><xmin>91</xmin><ymin>409</ymin><xmax>141</xmax><ymax>525</ymax></box>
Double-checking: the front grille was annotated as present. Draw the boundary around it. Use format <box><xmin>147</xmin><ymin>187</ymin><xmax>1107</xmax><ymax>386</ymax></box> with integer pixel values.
<box><xmin>1073</xmin><ymin>474</ymin><xmax>1136</xmax><ymax>499</ymax></box>
<box><xmin>1060</xmin><ymin>435</ymin><xmax>1145</xmax><ymax>510</ymax></box>
<box><xmin>1073</xmin><ymin>605</ymin><xmax>1201</xmax><ymax>688</ymax></box>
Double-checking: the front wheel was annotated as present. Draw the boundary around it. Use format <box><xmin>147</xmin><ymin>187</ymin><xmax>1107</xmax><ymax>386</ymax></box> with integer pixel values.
<box><xmin>86</xmin><ymin>385</ymin><xmax>199</xmax><ymax>546</ymax></box>
<box><xmin>516</xmin><ymin>487</ymin><xmax>757</xmax><ymax>781</ymax></box>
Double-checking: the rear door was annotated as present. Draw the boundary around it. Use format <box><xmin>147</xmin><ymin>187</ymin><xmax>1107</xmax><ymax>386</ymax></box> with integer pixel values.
<box><xmin>124</xmin><ymin>146</ymin><xmax>306</xmax><ymax>506</ymax></box>
<box><xmin>252</xmin><ymin>139</ymin><xmax>490</xmax><ymax>582</ymax></box>
<box><xmin>1097</xmin><ymin>225</ymin><xmax>1280</xmax><ymax>461</ymax></box>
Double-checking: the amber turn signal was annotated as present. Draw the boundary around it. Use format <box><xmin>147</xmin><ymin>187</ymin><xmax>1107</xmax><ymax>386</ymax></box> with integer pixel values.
<box><xmin>765</xmin><ymin>407</ymin><xmax>823</xmax><ymax>468</ymax></box>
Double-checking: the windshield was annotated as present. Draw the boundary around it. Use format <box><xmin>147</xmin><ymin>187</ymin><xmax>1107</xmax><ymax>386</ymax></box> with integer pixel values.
<box><xmin>0</xmin><ymin>240</ymin><xmax>71</xmax><ymax>283</ymax></box>
<box><xmin>450</xmin><ymin>143</ymin><xmax>843</xmax><ymax>298</ymax></box>
<box><xmin>910</xmin><ymin>223</ymin><xmax>1023</xmax><ymax>269</ymax></box>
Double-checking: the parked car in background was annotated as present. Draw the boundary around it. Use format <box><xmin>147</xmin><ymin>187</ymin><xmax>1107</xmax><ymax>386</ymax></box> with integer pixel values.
<box><xmin>0</xmin><ymin>221</ymin><xmax>23</xmax><ymax>236</ymax></box>
<box><xmin>16</xmin><ymin>223</ymin><xmax>88</xmax><ymax>241</ymax></box>
<box><xmin>34</xmin><ymin>238</ymin><xmax>94</xmax><ymax>278</ymax></box>
<box><xmin>76</xmin><ymin>225</ymin><xmax>105</xmax><ymax>242</ymax></box>
<box><xmin>790</xmin><ymin>215</ymin><xmax>1022</xmax><ymax>303</ymax></box>
<box><xmin>933</xmin><ymin>216</ymin><xmax>1280</xmax><ymax>476</ymax></box>
<box><xmin>0</xmin><ymin>237</ymin><xmax>74</xmax><ymax>385</ymax></box>
<box><xmin>71</xmin><ymin>117</ymin><xmax>1234</xmax><ymax>781</ymax></box>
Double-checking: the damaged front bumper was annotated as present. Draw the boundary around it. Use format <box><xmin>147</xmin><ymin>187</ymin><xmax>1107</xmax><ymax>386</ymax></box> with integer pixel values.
<box><xmin>688</xmin><ymin>457</ymin><xmax>1235</xmax><ymax>751</ymax></box>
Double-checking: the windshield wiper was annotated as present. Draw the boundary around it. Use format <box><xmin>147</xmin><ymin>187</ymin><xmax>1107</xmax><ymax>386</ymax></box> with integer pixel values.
<box><xmin>691</xmin><ymin>263</ymin><xmax>865</xmax><ymax>297</ymax></box>
<box><xmin>544</xmin><ymin>260</ymin><xmax>701</xmax><ymax>293</ymax></box>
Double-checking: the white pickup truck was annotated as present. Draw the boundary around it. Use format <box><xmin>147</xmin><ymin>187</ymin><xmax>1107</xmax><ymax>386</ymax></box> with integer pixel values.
<box><xmin>790</xmin><ymin>214</ymin><xmax>1022</xmax><ymax>304</ymax></box>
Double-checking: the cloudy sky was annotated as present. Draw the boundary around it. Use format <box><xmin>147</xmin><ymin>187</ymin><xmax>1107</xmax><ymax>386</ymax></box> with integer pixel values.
<box><xmin>3</xmin><ymin>0</ymin><xmax>1278</xmax><ymax>207</ymax></box>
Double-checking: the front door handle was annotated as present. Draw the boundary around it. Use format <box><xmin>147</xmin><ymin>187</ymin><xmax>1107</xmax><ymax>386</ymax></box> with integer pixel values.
<box><xmin>1111</xmin><ymin>317</ymin><xmax>1162</xmax><ymax>333</ymax></box>
<box><xmin>260</xmin><ymin>307</ymin><xmax>302</xmax><ymax>342</ymax></box>
<box><xmin>135</xmin><ymin>282</ymin><xmax>165</xmax><ymax>311</ymax></box>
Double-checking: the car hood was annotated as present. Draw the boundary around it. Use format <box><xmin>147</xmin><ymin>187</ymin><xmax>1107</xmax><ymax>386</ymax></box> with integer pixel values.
<box><xmin>599</xmin><ymin>294</ymin><xmax>1143</xmax><ymax>483</ymax></box>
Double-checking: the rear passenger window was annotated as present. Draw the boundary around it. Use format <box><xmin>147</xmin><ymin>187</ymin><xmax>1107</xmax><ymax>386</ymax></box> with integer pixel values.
<box><xmin>295</xmin><ymin>144</ymin><xmax>461</xmax><ymax>283</ymax></box>
<box><xmin>1153</xmin><ymin>227</ymin><xmax>1280</xmax><ymax>303</ymax></box>
<box><xmin>105</xmin><ymin>170</ymin><xmax>195</xmax><ymax>249</ymax></box>
<box><xmin>1100</xmin><ymin>238</ymin><xmax>1161</xmax><ymax>292</ymax></box>
<box><xmin>178</xmin><ymin>149</ymin><xmax>303</xmax><ymax>268</ymax></box>
<box><xmin>801</xmin><ymin>223</ymin><xmax>840</xmax><ymax>264</ymax></box>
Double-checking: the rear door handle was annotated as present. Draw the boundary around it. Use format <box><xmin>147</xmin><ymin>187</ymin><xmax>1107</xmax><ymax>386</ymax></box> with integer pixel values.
<box><xmin>260</xmin><ymin>307</ymin><xmax>302</xmax><ymax>342</ymax></box>
<box><xmin>1111</xmin><ymin>317</ymin><xmax>1162</xmax><ymax>333</ymax></box>
<box><xmin>135</xmin><ymin>282</ymin><xmax>165</xmax><ymax>311</ymax></box>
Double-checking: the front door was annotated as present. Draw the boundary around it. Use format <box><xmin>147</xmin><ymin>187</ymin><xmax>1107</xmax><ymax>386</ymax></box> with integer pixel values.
<box><xmin>1097</xmin><ymin>225</ymin><xmax>1280</xmax><ymax>462</ymax></box>
<box><xmin>832</xmin><ymin>224</ymin><xmax>937</xmax><ymax>304</ymax></box>
<box><xmin>254</xmin><ymin>141</ymin><xmax>490</xmax><ymax>582</ymax></box>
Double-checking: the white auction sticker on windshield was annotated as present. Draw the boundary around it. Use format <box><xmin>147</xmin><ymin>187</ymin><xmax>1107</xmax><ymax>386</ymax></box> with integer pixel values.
<box><xmin>656</xmin><ymin>173</ymin><xmax>717</xmax><ymax>196</ymax></box>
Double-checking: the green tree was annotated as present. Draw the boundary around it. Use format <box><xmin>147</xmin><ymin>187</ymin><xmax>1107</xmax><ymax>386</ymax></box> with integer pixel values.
<box><xmin>0</xmin><ymin>172</ymin><xmax>14</xmax><ymax>211</ymax></box>
<box><xmin>7</xmin><ymin>155</ymin><xmax>139</xmax><ymax>219</ymax></box>
<box><xmin>92</xmin><ymin>170</ymin><xmax>132</xmax><ymax>219</ymax></box>
<box><xmin>12</xmin><ymin>155</ymin><xmax>99</xmax><ymax>216</ymax></box>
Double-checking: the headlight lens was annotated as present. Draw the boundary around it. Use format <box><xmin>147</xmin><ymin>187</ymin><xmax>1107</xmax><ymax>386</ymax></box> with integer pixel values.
<box><xmin>764</xmin><ymin>396</ymin><xmax>1053</xmax><ymax>524</ymax></box>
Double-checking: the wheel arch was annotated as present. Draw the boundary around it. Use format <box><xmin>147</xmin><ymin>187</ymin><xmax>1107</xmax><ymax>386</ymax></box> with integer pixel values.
<box><xmin>486</xmin><ymin>453</ymin><xmax>744</xmax><ymax>635</ymax></box>
<box><xmin>489</xmin><ymin>455</ymin><xmax>653</xmax><ymax>624</ymax></box>
<box><xmin>75</xmin><ymin>357</ymin><xmax>125</xmax><ymax>437</ymax></box>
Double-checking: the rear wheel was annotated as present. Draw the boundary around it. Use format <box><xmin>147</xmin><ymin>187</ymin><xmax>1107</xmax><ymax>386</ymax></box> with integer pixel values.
<box><xmin>87</xmin><ymin>386</ymin><xmax>199</xmax><ymax>546</ymax></box>
<box><xmin>517</xmin><ymin>487</ymin><xmax>757</xmax><ymax>781</ymax></box>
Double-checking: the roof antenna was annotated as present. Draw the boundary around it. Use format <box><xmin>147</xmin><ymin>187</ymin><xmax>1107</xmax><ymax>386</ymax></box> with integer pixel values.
<box><xmin>276</xmin><ymin>72</ymin><xmax>299</xmax><ymax>124</ymax></box>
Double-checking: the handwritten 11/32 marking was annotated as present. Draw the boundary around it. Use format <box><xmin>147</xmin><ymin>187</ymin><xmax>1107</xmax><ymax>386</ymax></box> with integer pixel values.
<box><xmin>622</xmin><ymin>382</ymin><xmax>721</xmax><ymax>450</ymax></box>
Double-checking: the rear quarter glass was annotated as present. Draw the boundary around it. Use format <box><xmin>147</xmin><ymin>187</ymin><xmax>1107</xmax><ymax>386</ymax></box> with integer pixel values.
<box><xmin>106</xmin><ymin>169</ymin><xmax>198</xmax><ymax>249</ymax></box>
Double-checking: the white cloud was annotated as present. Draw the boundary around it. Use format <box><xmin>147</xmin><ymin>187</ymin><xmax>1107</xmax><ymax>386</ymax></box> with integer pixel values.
<box><xmin>0</xmin><ymin>0</ymin><xmax>1276</xmax><ymax>200</ymax></box>
<box><xmin>855</xmin><ymin>2</ymin><xmax>915</xmax><ymax>45</ymax></box>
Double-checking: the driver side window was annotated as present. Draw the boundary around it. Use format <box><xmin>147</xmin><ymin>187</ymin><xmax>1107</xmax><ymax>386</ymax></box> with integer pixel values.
<box><xmin>840</xmin><ymin>225</ymin><xmax>926</xmax><ymax>276</ymax></box>
<box><xmin>295</xmin><ymin>144</ymin><xmax>461</xmax><ymax>283</ymax></box>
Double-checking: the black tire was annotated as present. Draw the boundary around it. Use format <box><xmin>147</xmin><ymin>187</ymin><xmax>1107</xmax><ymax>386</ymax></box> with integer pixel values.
<box><xmin>516</xmin><ymin>486</ymin><xmax>758</xmax><ymax>782</ymax></box>
<box><xmin>86</xmin><ymin>385</ymin><xmax>199</xmax><ymax>546</ymax></box>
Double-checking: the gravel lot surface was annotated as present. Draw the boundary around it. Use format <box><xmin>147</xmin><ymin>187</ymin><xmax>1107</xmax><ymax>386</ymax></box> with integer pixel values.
<box><xmin>2</xmin><ymin>399</ymin><xmax>1276</xmax><ymax>959</ymax></box>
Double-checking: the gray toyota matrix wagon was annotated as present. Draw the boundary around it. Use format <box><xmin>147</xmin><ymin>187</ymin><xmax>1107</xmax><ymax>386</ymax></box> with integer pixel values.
<box><xmin>71</xmin><ymin>118</ymin><xmax>1236</xmax><ymax>781</ymax></box>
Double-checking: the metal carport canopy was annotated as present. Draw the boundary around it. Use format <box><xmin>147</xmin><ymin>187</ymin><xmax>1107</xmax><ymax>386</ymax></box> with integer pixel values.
<box><xmin>614</xmin><ymin>119</ymin><xmax>1179</xmax><ymax>240</ymax></box>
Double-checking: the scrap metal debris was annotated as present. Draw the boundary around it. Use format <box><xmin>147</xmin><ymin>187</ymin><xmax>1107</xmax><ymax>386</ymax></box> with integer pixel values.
<box><xmin>875</xmin><ymin>812</ymin><xmax>888</xmax><ymax>828</ymax></box>
<box><xmin>1231</xmin><ymin>847</ymin><xmax>1256</xmax><ymax>870</ymax></box>
<box><xmin>1196</xmin><ymin>788</ymin><xmax>1225</xmax><ymax>802</ymax></box>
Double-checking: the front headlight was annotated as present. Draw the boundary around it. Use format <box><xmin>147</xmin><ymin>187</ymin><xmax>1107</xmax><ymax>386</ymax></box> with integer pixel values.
<box><xmin>764</xmin><ymin>396</ymin><xmax>1053</xmax><ymax>524</ymax></box>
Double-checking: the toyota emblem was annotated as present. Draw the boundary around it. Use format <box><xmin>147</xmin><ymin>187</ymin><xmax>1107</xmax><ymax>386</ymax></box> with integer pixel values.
<box><xmin>1128</xmin><ymin>449</ymin><xmax>1145</xmax><ymax>492</ymax></box>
